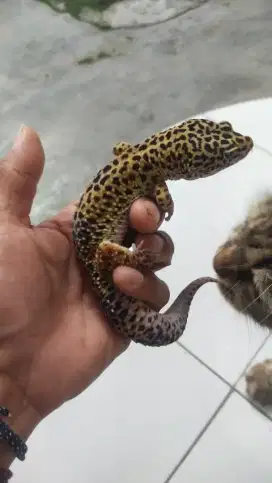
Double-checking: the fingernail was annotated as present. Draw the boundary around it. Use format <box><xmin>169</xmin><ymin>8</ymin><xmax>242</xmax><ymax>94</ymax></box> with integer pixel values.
<box><xmin>13</xmin><ymin>124</ymin><xmax>27</xmax><ymax>150</ymax></box>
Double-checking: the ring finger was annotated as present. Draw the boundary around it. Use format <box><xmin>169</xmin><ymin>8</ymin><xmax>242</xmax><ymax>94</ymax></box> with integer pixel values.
<box><xmin>113</xmin><ymin>267</ymin><xmax>170</xmax><ymax>311</ymax></box>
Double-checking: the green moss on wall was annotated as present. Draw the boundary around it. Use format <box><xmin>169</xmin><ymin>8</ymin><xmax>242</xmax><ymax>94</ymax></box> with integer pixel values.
<box><xmin>37</xmin><ymin>0</ymin><xmax>122</xmax><ymax>18</ymax></box>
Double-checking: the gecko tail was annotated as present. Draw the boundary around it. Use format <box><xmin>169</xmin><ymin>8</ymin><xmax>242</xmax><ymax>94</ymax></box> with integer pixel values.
<box><xmin>165</xmin><ymin>276</ymin><xmax>218</xmax><ymax>315</ymax></box>
<box><xmin>140</xmin><ymin>276</ymin><xmax>218</xmax><ymax>347</ymax></box>
<box><xmin>103</xmin><ymin>277</ymin><xmax>217</xmax><ymax>347</ymax></box>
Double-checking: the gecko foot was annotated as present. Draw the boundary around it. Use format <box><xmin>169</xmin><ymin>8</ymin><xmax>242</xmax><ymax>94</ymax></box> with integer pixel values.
<box><xmin>95</xmin><ymin>240</ymin><xmax>169</xmax><ymax>273</ymax></box>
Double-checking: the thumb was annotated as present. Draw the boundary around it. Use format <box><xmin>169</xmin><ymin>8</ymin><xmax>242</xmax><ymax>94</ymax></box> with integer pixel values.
<box><xmin>0</xmin><ymin>126</ymin><xmax>45</xmax><ymax>219</ymax></box>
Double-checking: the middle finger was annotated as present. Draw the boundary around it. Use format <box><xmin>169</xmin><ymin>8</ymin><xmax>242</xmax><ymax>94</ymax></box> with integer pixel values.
<box><xmin>113</xmin><ymin>267</ymin><xmax>170</xmax><ymax>311</ymax></box>
<box><xmin>135</xmin><ymin>230</ymin><xmax>174</xmax><ymax>271</ymax></box>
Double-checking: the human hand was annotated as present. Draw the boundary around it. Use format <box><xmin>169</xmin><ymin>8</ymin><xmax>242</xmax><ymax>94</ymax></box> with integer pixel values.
<box><xmin>0</xmin><ymin>126</ymin><xmax>174</xmax><ymax>464</ymax></box>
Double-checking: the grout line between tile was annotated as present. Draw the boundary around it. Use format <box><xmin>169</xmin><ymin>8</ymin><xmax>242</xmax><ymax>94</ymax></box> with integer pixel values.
<box><xmin>232</xmin><ymin>385</ymin><xmax>272</xmax><ymax>422</ymax></box>
<box><xmin>164</xmin><ymin>333</ymin><xmax>272</xmax><ymax>481</ymax></box>
<box><xmin>231</xmin><ymin>332</ymin><xmax>271</xmax><ymax>387</ymax></box>
<box><xmin>164</xmin><ymin>383</ymin><xmax>272</xmax><ymax>483</ymax></box>
<box><xmin>178</xmin><ymin>332</ymin><xmax>271</xmax><ymax>410</ymax></box>
<box><xmin>163</xmin><ymin>386</ymin><xmax>234</xmax><ymax>483</ymax></box>
<box><xmin>176</xmin><ymin>328</ymin><xmax>271</xmax><ymax>390</ymax></box>
<box><xmin>175</xmin><ymin>341</ymin><xmax>233</xmax><ymax>389</ymax></box>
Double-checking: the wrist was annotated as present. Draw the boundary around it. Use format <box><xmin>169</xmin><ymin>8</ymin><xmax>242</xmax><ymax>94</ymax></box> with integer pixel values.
<box><xmin>0</xmin><ymin>375</ymin><xmax>41</xmax><ymax>468</ymax></box>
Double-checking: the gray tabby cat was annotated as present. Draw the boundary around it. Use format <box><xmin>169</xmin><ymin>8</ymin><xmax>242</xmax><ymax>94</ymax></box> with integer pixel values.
<box><xmin>213</xmin><ymin>193</ymin><xmax>272</xmax><ymax>405</ymax></box>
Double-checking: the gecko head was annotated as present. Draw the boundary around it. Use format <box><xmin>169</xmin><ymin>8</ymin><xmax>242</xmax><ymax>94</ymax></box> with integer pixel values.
<box><xmin>168</xmin><ymin>119</ymin><xmax>253</xmax><ymax>180</ymax></box>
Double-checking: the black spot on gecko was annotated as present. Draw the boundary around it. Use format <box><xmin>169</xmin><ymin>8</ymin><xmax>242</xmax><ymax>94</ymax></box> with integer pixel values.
<box><xmin>118</xmin><ymin>309</ymin><xmax>128</xmax><ymax>319</ymax></box>
<box><xmin>138</xmin><ymin>144</ymin><xmax>148</xmax><ymax>151</ymax></box>
<box><xmin>143</xmin><ymin>162</ymin><xmax>152</xmax><ymax>171</ymax></box>
<box><xmin>119</xmin><ymin>167</ymin><xmax>127</xmax><ymax>174</ymax></box>
<box><xmin>128</xmin><ymin>173</ymin><xmax>136</xmax><ymax>182</ymax></box>
<box><xmin>205</xmin><ymin>143</ymin><xmax>214</xmax><ymax>153</ymax></box>
<box><xmin>132</xmin><ymin>155</ymin><xmax>141</xmax><ymax>162</ymax></box>
<box><xmin>143</xmin><ymin>153</ymin><xmax>150</xmax><ymax>163</ymax></box>
<box><xmin>113</xmin><ymin>177</ymin><xmax>121</xmax><ymax>185</ymax></box>
<box><xmin>86</xmin><ymin>217</ymin><xmax>96</xmax><ymax>224</ymax></box>
<box><xmin>93</xmin><ymin>174</ymin><xmax>100</xmax><ymax>183</ymax></box>
<box><xmin>100</xmin><ymin>176</ymin><xmax>110</xmax><ymax>185</ymax></box>
<box><xmin>222</xmin><ymin>133</ymin><xmax>233</xmax><ymax>140</ymax></box>
<box><xmin>103</xmin><ymin>165</ymin><xmax>112</xmax><ymax>173</ymax></box>
<box><xmin>104</xmin><ymin>193</ymin><xmax>113</xmax><ymax>200</ymax></box>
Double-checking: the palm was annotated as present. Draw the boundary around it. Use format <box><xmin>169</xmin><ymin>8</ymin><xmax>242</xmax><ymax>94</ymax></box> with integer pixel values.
<box><xmin>0</xmin><ymin>208</ymin><xmax>124</xmax><ymax>417</ymax></box>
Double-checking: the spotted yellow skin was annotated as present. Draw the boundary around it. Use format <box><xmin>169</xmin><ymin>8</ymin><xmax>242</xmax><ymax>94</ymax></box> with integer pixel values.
<box><xmin>73</xmin><ymin>119</ymin><xmax>253</xmax><ymax>346</ymax></box>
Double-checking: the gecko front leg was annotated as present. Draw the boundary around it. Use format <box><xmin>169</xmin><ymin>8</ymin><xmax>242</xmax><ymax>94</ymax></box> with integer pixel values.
<box><xmin>154</xmin><ymin>181</ymin><xmax>174</xmax><ymax>221</ymax></box>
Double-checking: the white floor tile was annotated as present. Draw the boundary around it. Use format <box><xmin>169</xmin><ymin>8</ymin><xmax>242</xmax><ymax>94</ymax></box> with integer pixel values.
<box><xmin>170</xmin><ymin>392</ymin><xmax>272</xmax><ymax>483</ymax></box>
<box><xmin>236</xmin><ymin>334</ymin><xmax>272</xmax><ymax>418</ymax></box>
<box><xmin>159</xmin><ymin>144</ymin><xmax>272</xmax><ymax>383</ymax></box>
<box><xmin>12</xmin><ymin>344</ymin><xmax>228</xmax><ymax>483</ymax></box>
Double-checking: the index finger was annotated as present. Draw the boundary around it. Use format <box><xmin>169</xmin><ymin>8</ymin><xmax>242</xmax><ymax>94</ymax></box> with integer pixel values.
<box><xmin>129</xmin><ymin>198</ymin><xmax>163</xmax><ymax>234</ymax></box>
<box><xmin>52</xmin><ymin>198</ymin><xmax>163</xmax><ymax>241</ymax></box>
